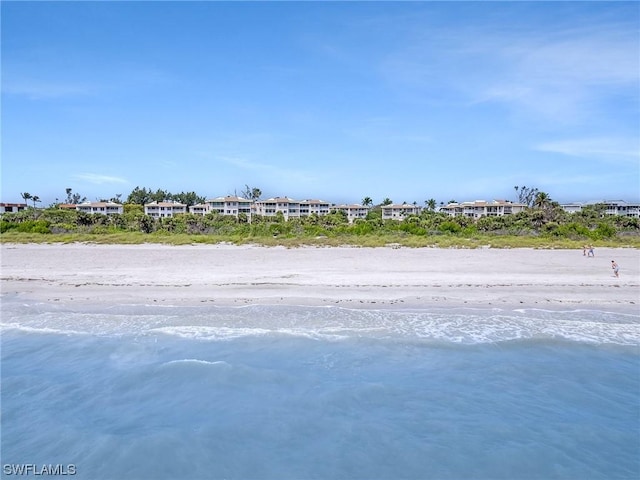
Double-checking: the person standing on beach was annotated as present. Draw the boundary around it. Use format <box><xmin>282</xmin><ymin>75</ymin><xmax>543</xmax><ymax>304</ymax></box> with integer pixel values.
<box><xmin>611</xmin><ymin>260</ymin><xmax>619</xmax><ymax>277</ymax></box>
<box><xmin>588</xmin><ymin>245</ymin><xmax>595</xmax><ymax>257</ymax></box>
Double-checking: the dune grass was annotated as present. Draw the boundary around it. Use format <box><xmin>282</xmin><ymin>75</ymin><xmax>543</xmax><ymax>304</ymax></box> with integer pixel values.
<box><xmin>2</xmin><ymin>230</ymin><xmax>639</xmax><ymax>249</ymax></box>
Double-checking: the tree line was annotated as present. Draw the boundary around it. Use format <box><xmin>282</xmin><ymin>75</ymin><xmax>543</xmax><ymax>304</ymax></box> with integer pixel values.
<box><xmin>2</xmin><ymin>198</ymin><xmax>638</xmax><ymax>241</ymax></box>
<box><xmin>22</xmin><ymin>185</ymin><xmax>544</xmax><ymax>210</ymax></box>
<box><xmin>4</xmin><ymin>185</ymin><xmax>638</xmax><ymax>241</ymax></box>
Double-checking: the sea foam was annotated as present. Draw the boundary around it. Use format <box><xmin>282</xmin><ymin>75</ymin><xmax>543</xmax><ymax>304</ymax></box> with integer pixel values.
<box><xmin>2</xmin><ymin>300</ymin><xmax>639</xmax><ymax>479</ymax></box>
<box><xmin>1</xmin><ymin>302</ymin><xmax>638</xmax><ymax>345</ymax></box>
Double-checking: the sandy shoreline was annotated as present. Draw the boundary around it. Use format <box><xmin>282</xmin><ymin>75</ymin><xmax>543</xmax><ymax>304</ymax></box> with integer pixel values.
<box><xmin>1</xmin><ymin>243</ymin><xmax>639</xmax><ymax>312</ymax></box>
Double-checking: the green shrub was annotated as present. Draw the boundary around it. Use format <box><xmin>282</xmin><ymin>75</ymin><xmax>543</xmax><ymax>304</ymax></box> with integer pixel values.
<box><xmin>399</xmin><ymin>222</ymin><xmax>426</xmax><ymax>236</ymax></box>
<box><xmin>591</xmin><ymin>223</ymin><xmax>616</xmax><ymax>240</ymax></box>
<box><xmin>350</xmin><ymin>221</ymin><xmax>374</xmax><ymax>235</ymax></box>
<box><xmin>438</xmin><ymin>221</ymin><xmax>462</xmax><ymax>234</ymax></box>
<box><xmin>3</xmin><ymin>220</ymin><xmax>52</xmax><ymax>234</ymax></box>
<box><xmin>543</xmin><ymin>222</ymin><xmax>591</xmax><ymax>238</ymax></box>
<box><xmin>0</xmin><ymin>221</ymin><xmax>18</xmax><ymax>233</ymax></box>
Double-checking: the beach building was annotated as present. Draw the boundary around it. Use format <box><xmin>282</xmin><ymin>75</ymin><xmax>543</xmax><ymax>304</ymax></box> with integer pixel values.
<box><xmin>381</xmin><ymin>203</ymin><xmax>422</xmax><ymax>220</ymax></box>
<box><xmin>0</xmin><ymin>203</ymin><xmax>28</xmax><ymax>213</ymax></box>
<box><xmin>254</xmin><ymin>197</ymin><xmax>360</xmax><ymax>221</ymax></box>
<box><xmin>560</xmin><ymin>200</ymin><xmax>640</xmax><ymax>218</ymax></box>
<box><xmin>188</xmin><ymin>203</ymin><xmax>209</xmax><ymax>216</ymax></box>
<box><xmin>189</xmin><ymin>196</ymin><xmax>253</xmax><ymax>218</ymax></box>
<box><xmin>209</xmin><ymin>196</ymin><xmax>253</xmax><ymax>217</ymax></box>
<box><xmin>299</xmin><ymin>199</ymin><xmax>332</xmax><ymax>217</ymax></box>
<box><xmin>334</xmin><ymin>204</ymin><xmax>370</xmax><ymax>223</ymax></box>
<box><xmin>76</xmin><ymin>202</ymin><xmax>124</xmax><ymax>215</ymax></box>
<box><xmin>559</xmin><ymin>202</ymin><xmax>583</xmax><ymax>214</ymax></box>
<box><xmin>144</xmin><ymin>201</ymin><xmax>186</xmax><ymax>218</ymax></box>
<box><xmin>599</xmin><ymin>200</ymin><xmax>639</xmax><ymax>217</ymax></box>
<box><xmin>254</xmin><ymin>197</ymin><xmax>301</xmax><ymax>220</ymax></box>
<box><xmin>440</xmin><ymin>200</ymin><xmax>526</xmax><ymax>218</ymax></box>
<box><xmin>57</xmin><ymin>203</ymin><xmax>79</xmax><ymax>211</ymax></box>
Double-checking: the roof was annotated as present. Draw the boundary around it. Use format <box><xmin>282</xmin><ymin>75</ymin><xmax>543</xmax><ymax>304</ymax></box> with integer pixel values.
<box><xmin>583</xmin><ymin>200</ymin><xmax>639</xmax><ymax>207</ymax></box>
<box><xmin>334</xmin><ymin>204</ymin><xmax>369</xmax><ymax>209</ymax></box>
<box><xmin>441</xmin><ymin>200</ymin><xmax>526</xmax><ymax>208</ymax></box>
<box><xmin>381</xmin><ymin>203</ymin><xmax>421</xmax><ymax>209</ymax></box>
<box><xmin>258</xmin><ymin>197</ymin><xmax>298</xmax><ymax>203</ymax></box>
<box><xmin>77</xmin><ymin>202</ymin><xmax>123</xmax><ymax>207</ymax></box>
<box><xmin>144</xmin><ymin>201</ymin><xmax>186</xmax><ymax>207</ymax></box>
<box><xmin>207</xmin><ymin>196</ymin><xmax>252</xmax><ymax>202</ymax></box>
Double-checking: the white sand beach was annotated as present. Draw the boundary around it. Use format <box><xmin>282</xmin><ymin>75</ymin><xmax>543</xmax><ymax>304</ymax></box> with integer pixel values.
<box><xmin>1</xmin><ymin>243</ymin><xmax>639</xmax><ymax>311</ymax></box>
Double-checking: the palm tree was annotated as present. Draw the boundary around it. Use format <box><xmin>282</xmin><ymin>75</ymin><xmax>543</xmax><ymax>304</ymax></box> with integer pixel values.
<box><xmin>21</xmin><ymin>192</ymin><xmax>32</xmax><ymax>204</ymax></box>
<box><xmin>241</xmin><ymin>185</ymin><xmax>262</xmax><ymax>200</ymax></box>
<box><xmin>381</xmin><ymin>198</ymin><xmax>393</xmax><ymax>206</ymax></box>
<box><xmin>362</xmin><ymin>196</ymin><xmax>373</xmax><ymax>207</ymax></box>
<box><xmin>533</xmin><ymin>191</ymin><xmax>551</xmax><ymax>210</ymax></box>
<box><xmin>425</xmin><ymin>198</ymin><xmax>437</xmax><ymax>211</ymax></box>
<box><xmin>31</xmin><ymin>195</ymin><xmax>41</xmax><ymax>208</ymax></box>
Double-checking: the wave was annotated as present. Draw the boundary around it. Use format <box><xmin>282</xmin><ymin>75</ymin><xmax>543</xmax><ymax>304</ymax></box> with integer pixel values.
<box><xmin>148</xmin><ymin>315</ymin><xmax>639</xmax><ymax>345</ymax></box>
<box><xmin>2</xmin><ymin>303</ymin><xmax>638</xmax><ymax>346</ymax></box>
<box><xmin>151</xmin><ymin>325</ymin><xmax>353</xmax><ymax>341</ymax></box>
<box><xmin>0</xmin><ymin>322</ymin><xmax>91</xmax><ymax>337</ymax></box>
<box><xmin>161</xmin><ymin>359</ymin><xmax>231</xmax><ymax>368</ymax></box>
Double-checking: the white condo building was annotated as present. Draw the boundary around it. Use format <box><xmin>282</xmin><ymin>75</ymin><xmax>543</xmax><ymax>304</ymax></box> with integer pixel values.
<box><xmin>189</xmin><ymin>196</ymin><xmax>366</xmax><ymax>222</ymax></box>
<box><xmin>381</xmin><ymin>203</ymin><xmax>422</xmax><ymax>220</ymax></box>
<box><xmin>0</xmin><ymin>203</ymin><xmax>28</xmax><ymax>213</ymax></box>
<box><xmin>252</xmin><ymin>197</ymin><xmax>332</xmax><ymax>220</ymax></box>
<box><xmin>439</xmin><ymin>200</ymin><xmax>526</xmax><ymax>218</ymax></box>
<box><xmin>189</xmin><ymin>203</ymin><xmax>209</xmax><ymax>216</ymax></box>
<box><xmin>334</xmin><ymin>204</ymin><xmax>370</xmax><ymax>222</ymax></box>
<box><xmin>144</xmin><ymin>201</ymin><xmax>187</xmax><ymax>218</ymax></box>
<box><xmin>76</xmin><ymin>202</ymin><xmax>124</xmax><ymax>215</ymax></box>
<box><xmin>299</xmin><ymin>199</ymin><xmax>332</xmax><ymax>217</ymax></box>
<box><xmin>189</xmin><ymin>196</ymin><xmax>253</xmax><ymax>218</ymax></box>
<box><xmin>254</xmin><ymin>197</ymin><xmax>300</xmax><ymax>220</ymax></box>
<box><xmin>560</xmin><ymin>200</ymin><xmax>640</xmax><ymax>218</ymax></box>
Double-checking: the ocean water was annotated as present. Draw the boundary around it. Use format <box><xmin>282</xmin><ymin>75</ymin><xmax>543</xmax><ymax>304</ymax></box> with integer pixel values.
<box><xmin>1</xmin><ymin>300</ymin><xmax>639</xmax><ymax>480</ymax></box>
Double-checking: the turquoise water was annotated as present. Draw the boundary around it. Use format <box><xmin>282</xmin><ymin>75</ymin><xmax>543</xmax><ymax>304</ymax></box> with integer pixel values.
<box><xmin>2</xmin><ymin>302</ymin><xmax>639</xmax><ymax>479</ymax></box>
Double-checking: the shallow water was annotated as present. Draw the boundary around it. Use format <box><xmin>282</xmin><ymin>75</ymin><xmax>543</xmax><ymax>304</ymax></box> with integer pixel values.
<box><xmin>2</xmin><ymin>301</ymin><xmax>639</xmax><ymax>479</ymax></box>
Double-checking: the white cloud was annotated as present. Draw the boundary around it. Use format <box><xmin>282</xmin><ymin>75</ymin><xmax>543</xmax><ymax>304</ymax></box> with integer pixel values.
<box><xmin>3</xmin><ymin>64</ymin><xmax>173</xmax><ymax>101</ymax></box>
<box><xmin>2</xmin><ymin>80</ymin><xmax>95</xmax><ymax>100</ymax></box>
<box><xmin>472</xmin><ymin>29</ymin><xmax>639</xmax><ymax>121</ymax></box>
<box><xmin>380</xmin><ymin>10</ymin><xmax>639</xmax><ymax>123</ymax></box>
<box><xmin>216</xmin><ymin>155</ymin><xmax>318</xmax><ymax>185</ymax></box>
<box><xmin>73</xmin><ymin>173</ymin><xmax>128</xmax><ymax>185</ymax></box>
<box><xmin>535</xmin><ymin>138</ymin><xmax>640</xmax><ymax>163</ymax></box>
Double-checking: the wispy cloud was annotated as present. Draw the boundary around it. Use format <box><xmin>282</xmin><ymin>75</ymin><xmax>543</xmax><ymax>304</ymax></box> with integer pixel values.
<box><xmin>3</xmin><ymin>63</ymin><xmax>174</xmax><ymax>101</ymax></box>
<box><xmin>535</xmin><ymin>138</ymin><xmax>640</xmax><ymax>163</ymax></box>
<box><xmin>73</xmin><ymin>173</ymin><xmax>128</xmax><ymax>185</ymax></box>
<box><xmin>471</xmin><ymin>28</ymin><xmax>639</xmax><ymax>121</ymax></box>
<box><xmin>2</xmin><ymin>80</ymin><xmax>96</xmax><ymax>100</ymax></box>
<box><xmin>380</xmin><ymin>9</ymin><xmax>639</xmax><ymax>123</ymax></box>
<box><xmin>217</xmin><ymin>155</ymin><xmax>318</xmax><ymax>185</ymax></box>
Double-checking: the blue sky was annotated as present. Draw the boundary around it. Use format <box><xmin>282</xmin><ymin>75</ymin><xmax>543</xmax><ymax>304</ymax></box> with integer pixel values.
<box><xmin>2</xmin><ymin>1</ymin><xmax>639</xmax><ymax>207</ymax></box>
